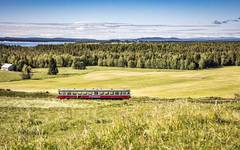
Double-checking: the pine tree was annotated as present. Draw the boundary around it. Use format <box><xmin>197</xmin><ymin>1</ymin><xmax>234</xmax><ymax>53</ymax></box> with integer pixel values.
<box><xmin>145</xmin><ymin>59</ymin><xmax>151</xmax><ymax>68</ymax></box>
<box><xmin>199</xmin><ymin>58</ymin><xmax>206</xmax><ymax>69</ymax></box>
<box><xmin>72</xmin><ymin>58</ymin><xmax>86</xmax><ymax>70</ymax></box>
<box><xmin>128</xmin><ymin>60</ymin><xmax>135</xmax><ymax>68</ymax></box>
<box><xmin>21</xmin><ymin>64</ymin><xmax>32</xmax><ymax>79</ymax></box>
<box><xmin>48</xmin><ymin>58</ymin><xmax>59</xmax><ymax>75</ymax></box>
<box><xmin>136</xmin><ymin>58</ymin><xmax>144</xmax><ymax>68</ymax></box>
<box><xmin>97</xmin><ymin>58</ymin><xmax>103</xmax><ymax>66</ymax></box>
<box><xmin>180</xmin><ymin>59</ymin><xmax>185</xmax><ymax>70</ymax></box>
<box><xmin>56</xmin><ymin>56</ymin><xmax>64</xmax><ymax>67</ymax></box>
<box><xmin>16</xmin><ymin>60</ymin><xmax>26</xmax><ymax>71</ymax></box>
<box><xmin>188</xmin><ymin>62</ymin><xmax>197</xmax><ymax>70</ymax></box>
<box><xmin>117</xmin><ymin>56</ymin><xmax>125</xmax><ymax>67</ymax></box>
<box><xmin>107</xmin><ymin>58</ymin><xmax>114</xmax><ymax>66</ymax></box>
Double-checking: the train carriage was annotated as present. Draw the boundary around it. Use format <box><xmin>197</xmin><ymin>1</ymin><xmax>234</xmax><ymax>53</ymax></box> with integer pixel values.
<box><xmin>57</xmin><ymin>89</ymin><xmax>131</xmax><ymax>100</ymax></box>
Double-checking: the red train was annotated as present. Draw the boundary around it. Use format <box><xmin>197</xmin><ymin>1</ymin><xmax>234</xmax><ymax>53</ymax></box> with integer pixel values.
<box><xmin>57</xmin><ymin>89</ymin><xmax>131</xmax><ymax>100</ymax></box>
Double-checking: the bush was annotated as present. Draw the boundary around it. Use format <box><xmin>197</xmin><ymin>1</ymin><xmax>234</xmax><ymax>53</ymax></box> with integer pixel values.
<box><xmin>234</xmin><ymin>93</ymin><xmax>240</xmax><ymax>99</ymax></box>
<box><xmin>0</xmin><ymin>89</ymin><xmax>52</xmax><ymax>98</ymax></box>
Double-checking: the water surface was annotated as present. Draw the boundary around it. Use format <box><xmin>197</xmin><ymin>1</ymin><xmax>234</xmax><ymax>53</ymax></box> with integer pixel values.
<box><xmin>0</xmin><ymin>41</ymin><xmax>74</xmax><ymax>47</ymax></box>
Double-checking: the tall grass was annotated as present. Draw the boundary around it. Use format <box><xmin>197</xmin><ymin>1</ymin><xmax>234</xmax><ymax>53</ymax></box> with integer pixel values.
<box><xmin>0</xmin><ymin>97</ymin><xmax>239</xmax><ymax>149</ymax></box>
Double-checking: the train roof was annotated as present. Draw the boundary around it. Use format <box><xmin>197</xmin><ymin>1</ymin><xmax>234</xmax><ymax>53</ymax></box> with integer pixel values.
<box><xmin>59</xmin><ymin>89</ymin><xmax>130</xmax><ymax>92</ymax></box>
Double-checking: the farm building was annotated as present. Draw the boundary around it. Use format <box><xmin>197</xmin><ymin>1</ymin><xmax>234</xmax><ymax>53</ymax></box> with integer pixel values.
<box><xmin>1</xmin><ymin>63</ymin><xmax>14</xmax><ymax>71</ymax></box>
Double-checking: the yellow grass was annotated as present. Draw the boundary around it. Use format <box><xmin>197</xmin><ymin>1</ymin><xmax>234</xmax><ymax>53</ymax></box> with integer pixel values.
<box><xmin>0</xmin><ymin>70</ymin><xmax>21</xmax><ymax>82</ymax></box>
<box><xmin>0</xmin><ymin>66</ymin><xmax>240</xmax><ymax>98</ymax></box>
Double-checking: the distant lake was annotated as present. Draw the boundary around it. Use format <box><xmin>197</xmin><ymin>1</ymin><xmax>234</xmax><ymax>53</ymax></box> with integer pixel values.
<box><xmin>0</xmin><ymin>41</ymin><xmax>74</xmax><ymax>47</ymax></box>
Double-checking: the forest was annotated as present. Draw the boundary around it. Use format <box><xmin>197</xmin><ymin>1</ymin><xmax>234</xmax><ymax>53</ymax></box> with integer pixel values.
<box><xmin>0</xmin><ymin>42</ymin><xmax>240</xmax><ymax>71</ymax></box>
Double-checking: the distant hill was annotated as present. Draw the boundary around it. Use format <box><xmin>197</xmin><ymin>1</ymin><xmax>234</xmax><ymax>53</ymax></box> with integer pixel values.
<box><xmin>0</xmin><ymin>37</ymin><xmax>240</xmax><ymax>43</ymax></box>
<box><xmin>0</xmin><ymin>37</ymin><xmax>97</xmax><ymax>42</ymax></box>
<box><xmin>131</xmin><ymin>37</ymin><xmax>240</xmax><ymax>42</ymax></box>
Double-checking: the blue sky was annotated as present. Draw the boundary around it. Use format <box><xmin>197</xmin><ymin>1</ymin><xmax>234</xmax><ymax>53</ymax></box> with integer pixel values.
<box><xmin>0</xmin><ymin>0</ymin><xmax>240</xmax><ymax>39</ymax></box>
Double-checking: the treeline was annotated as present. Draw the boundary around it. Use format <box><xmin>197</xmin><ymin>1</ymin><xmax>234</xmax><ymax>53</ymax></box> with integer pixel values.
<box><xmin>0</xmin><ymin>42</ymin><xmax>240</xmax><ymax>70</ymax></box>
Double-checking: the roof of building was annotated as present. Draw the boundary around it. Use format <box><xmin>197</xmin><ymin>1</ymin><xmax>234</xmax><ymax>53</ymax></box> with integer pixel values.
<box><xmin>59</xmin><ymin>89</ymin><xmax>130</xmax><ymax>92</ymax></box>
<box><xmin>1</xmin><ymin>63</ymin><xmax>13</xmax><ymax>68</ymax></box>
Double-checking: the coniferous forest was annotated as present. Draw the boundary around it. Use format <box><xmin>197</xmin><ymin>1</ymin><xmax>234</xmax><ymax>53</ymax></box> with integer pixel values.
<box><xmin>0</xmin><ymin>42</ymin><xmax>240</xmax><ymax>71</ymax></box>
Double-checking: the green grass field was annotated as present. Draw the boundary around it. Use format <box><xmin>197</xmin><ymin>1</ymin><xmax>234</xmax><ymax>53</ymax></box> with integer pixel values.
<box><xmin>1</xmin><ymin>67</ymin><xmax>240</xmax><ymax>149</ymax></box>
<box><xmin>0</xmin><ymin>70</ymin><xmax>22</xmax><ymax>82</ymax></box>
<box><xmin>0</xmin><ymin>66</ymin><xmax>240</xmax><ymax>98</ymax></box>
<box><xmin>0</xmin><ymin>96</ymin><xmax>239</xmax><ymax>149</ymax></box>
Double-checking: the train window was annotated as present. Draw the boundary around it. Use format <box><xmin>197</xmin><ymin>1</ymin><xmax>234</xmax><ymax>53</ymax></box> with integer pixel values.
<box><xmin>115</xmin><ymin>92</ymin><xmax>119</xmax><ymax>95</ymax></box>
<box><xmin>110</xmin><ymin>92</ymin><xmax>114</xmax><ymax>95</ymax></box>
<box><xmin>94</xmin><ymin>92</ymin><xmax>98</xmax><ymax>95</ymax></box>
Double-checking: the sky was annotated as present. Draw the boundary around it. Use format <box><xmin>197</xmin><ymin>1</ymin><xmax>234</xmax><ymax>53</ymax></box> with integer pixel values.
<box><xmin>0</xmin><ymin>0</ymin><xmax>240</xmax><ymax>39</ymax></box>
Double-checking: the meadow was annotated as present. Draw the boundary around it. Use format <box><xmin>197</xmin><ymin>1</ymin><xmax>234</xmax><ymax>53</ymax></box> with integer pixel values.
<box><xmin>0</xmin><ymin>95</ymin><xmax>239</xmax><ymax>149</ymax></box>
<box><xmin>0</xmin><ymin>66</ymin><xmax>240</xmax><ymax>98</ymax></box>
<box><xmin>0</xmin><ymin>70</ymin><xmax>21</xmax><ymax>82</ymax></box>
<box><xmin>1</xmin><ymin>67</ymin><xmax>240</xmax><ymax>149</ymax></box>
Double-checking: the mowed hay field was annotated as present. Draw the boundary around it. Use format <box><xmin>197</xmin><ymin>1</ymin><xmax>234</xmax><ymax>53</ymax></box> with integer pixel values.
<box><xmin>0</xmin><ymin>66</ymin><xmax>240</xmax><ymax>98</ymax></box>
<box><xmin>0</xmin><ymin>96</ymin><xmax>239</xmax><ymax>149</ymax></box>
<box><xmin>0</xmin><ymin>70</ymin><xmax>21</xmax><ymax>82</ymax></box>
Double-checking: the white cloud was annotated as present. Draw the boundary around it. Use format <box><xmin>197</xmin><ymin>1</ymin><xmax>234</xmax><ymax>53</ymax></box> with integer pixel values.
<box><xmin>0</xmin><ymin>22</ymin><xmax>239</xmax><ymax>39</ymax></box>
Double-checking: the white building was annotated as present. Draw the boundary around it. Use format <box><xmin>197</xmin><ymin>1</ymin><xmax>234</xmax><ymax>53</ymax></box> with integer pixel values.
<box><xmin>1</xmin><ymin>63</ymin><xmax>14</xmax><ymax>71</ymax></box>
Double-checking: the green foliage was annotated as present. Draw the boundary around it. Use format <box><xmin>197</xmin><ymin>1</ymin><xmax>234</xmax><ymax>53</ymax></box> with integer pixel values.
<box><xmin>128</xmin><ymin>60</ymin><xmax>136</xmax><ymax>68</ymax></box>
<box><xmin>1</xmin><ymin>42</ymin><xmax>240</xmax><ymax>70</ymax></box>
<box><xmin>21</xmin><ymin>64</ymin><xmax>32</xmax><ymax>79</ymax></box>
<box><xmin>199</xmin><ymin>57</ymin><xmax>206</xmax><ymax>69</ymax></box>
<box><xmin>136</xmin><ymin>58</ymin><xmax>144</xmax><ymax>68</ymax></box>
<box><xmin>72</xmin><ymin>57</ymin><xmax>86</xmax><ymax>70</ymax></box>
<box><xmin>48</xmin><ymin>58</ymin><xmax>58</xmax><ymax>75</ymax></box>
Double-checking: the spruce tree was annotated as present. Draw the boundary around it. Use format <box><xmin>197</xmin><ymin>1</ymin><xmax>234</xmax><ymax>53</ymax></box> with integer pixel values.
<box><xmin>48</xmin><ymin>58</ymin><xmax>59</xmax><ymax>75</ymax></box>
